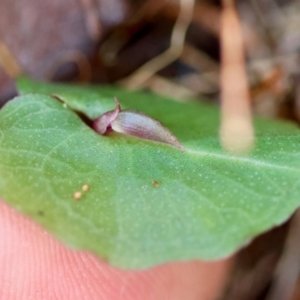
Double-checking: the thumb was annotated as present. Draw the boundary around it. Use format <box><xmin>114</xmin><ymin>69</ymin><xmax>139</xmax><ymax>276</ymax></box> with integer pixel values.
<box><xmin>0</xmin><ymin>200</ymin><xmax>230</xmax><ymax>300</ymax></box>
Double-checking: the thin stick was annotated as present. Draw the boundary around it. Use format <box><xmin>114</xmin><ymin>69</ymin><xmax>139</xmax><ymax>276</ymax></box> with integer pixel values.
<box><xmin>147</xmin><ymin>75</ymin><xmax>196</xmax><ymax>100</ymax></box>
<box><xmin>119</xmin><ymin>0</ymin><xmax>195</xmax><ymax>90</ymax></box>
<box><xmin>220</xmin><ymin>0</ymin><xmax>254</xmax><ymax>154</ymax></box>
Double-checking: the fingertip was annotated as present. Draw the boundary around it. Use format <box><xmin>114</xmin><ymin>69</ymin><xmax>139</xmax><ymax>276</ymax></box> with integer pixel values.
<box><xmin>0</xmin><ymin>200</ymin><xmax>231</xmax><ymax>300</ymax></box>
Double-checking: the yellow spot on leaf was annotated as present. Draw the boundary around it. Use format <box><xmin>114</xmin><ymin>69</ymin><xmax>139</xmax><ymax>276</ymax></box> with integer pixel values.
<box><xmin>152</xmin><ymin>181</ymin><xmax>159</xmax><ymax>187</ymax></box>
<box><xmin>82</xmin><ymin>184</ymin><xmax>90</xmax><ymax>192</ymax></box>
<box><xmin>73</xmin><ymin>191</ymin><xmax>82</xmax><ymax>200</ymax></box>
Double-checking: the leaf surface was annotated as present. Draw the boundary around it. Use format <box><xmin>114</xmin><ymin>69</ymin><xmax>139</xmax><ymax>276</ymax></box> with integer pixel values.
<box><xmin>0</xmin><ymin>77</ymin><xmax>299</xmax><ymax>268</ymax></box>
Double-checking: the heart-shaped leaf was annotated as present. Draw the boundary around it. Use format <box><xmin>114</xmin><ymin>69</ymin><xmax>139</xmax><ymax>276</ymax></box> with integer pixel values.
<box><xmin>0</xmin><ymin>77</ymin><xmax>299</xmax><ymax>269</ymax></box>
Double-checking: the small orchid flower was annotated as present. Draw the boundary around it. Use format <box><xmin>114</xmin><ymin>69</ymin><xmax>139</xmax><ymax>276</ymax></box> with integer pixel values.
<box><xmin>93</xmin><ymin>98</ymin><xmax>184</xmax><ymax>151</ymax></box>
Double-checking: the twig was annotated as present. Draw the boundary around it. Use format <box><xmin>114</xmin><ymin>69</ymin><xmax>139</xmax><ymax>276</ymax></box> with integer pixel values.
<box><xmin>147</xmin><ymin>75</ymin><xmax>196</xmax><ymax>100</ymax></box>
<box><xmin>118</xmin><ymin>0</ymin><xmax>195</xmax><ymax>90</ymax></box>
<box><xmin>220</xmin><ymin>0</ymin><xmax>254</xmax><ymax>154</ymax></box>
<box><xmin>179</xmin><ymin>72</ymin><xmax>219</xmax><ymax>95</ymax></box>
<box><xmin>162</xmin><ymin>1</ymin><xmax>221</xmax><ymax>36</ymax></box>
<box><xmin>181</xmin><ymin>44</ymin><xmax>219</xmax><ymax>73</ymax></box>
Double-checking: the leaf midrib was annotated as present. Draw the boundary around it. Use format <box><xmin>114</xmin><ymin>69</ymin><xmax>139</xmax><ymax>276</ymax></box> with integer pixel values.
<box><xmin>187</xmin><ymin>149</ymin><xmax>300</xmax><ymax>173</ymax></box>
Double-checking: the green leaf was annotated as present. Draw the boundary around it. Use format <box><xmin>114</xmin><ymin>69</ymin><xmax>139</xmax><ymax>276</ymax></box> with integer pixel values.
<box><xmin>0</xmin><ymin>77</ymin><xmax>299</xmax><ymax>269</ymax></box>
